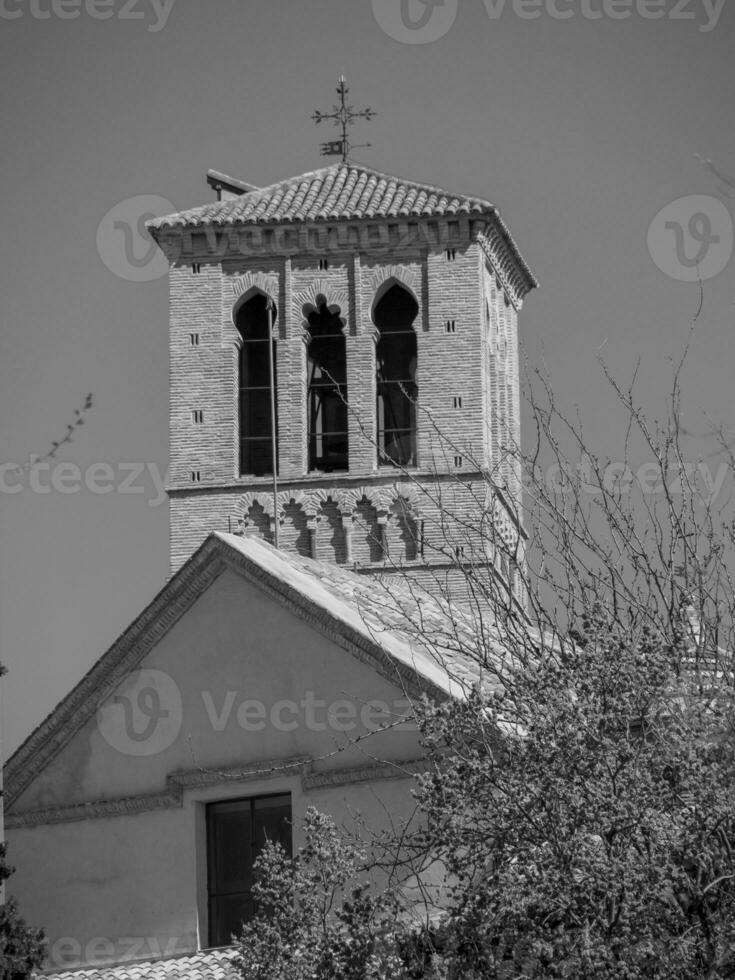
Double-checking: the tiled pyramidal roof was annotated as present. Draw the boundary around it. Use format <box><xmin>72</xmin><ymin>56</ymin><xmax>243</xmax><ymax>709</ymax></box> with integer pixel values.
<box><xmin>39</xmin><ymin>948</ymin><xmax>238</xmax><ymax>980</ymax></box>
<box><xmin>148</xmin><ymin>162</ymin><xmax>499</xmax><ymax>230</ymax></box>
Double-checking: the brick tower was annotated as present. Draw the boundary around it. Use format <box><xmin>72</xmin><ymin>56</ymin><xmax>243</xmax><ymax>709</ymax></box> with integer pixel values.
<box><xmin>148</xmin><ymin>163</ymin><xmax>536</xmax><ymax>599</ymax></box>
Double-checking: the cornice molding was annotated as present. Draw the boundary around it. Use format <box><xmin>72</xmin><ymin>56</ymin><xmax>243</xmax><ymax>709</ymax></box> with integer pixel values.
<box><xmin>6</xmin><ymin>757</ymin><xmax>310</xmax><ymax>829</ymax></box>
<box><xmin>302</xmin><ymin>757</ymin><xmax>431</xmax><ymax>790</ymax></box>
<box><xmin>7</xmin><ymin>755</ymin><xmax>430</xmax><ymax>828</ymax></box>
<box><xmin>166</xmin><ymin>216</ymin><xmax>469</xmax><ymax>264</ymax></box>
<box><xmin>477</xmin><ymin>220</ymin><xmax>537</xmax><ymax>312</ymax></box>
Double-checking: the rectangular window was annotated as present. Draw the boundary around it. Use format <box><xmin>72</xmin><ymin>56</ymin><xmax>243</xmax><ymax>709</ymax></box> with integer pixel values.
<box><xmin>207</xmin><ymin>794</ymin><xmax>292</xmax><ymax>948</ymax></box>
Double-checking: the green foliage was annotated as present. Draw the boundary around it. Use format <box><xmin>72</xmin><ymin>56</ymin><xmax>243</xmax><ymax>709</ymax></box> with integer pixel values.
<box><xmin>232</xmin><ymin>808</ymin><xmax>409</xmax><ymax>980</ymax></box>
<box><xmin>232</xmin><ymin>366</ymin><xmax>735</xmax><ymax>978</ymax></box>
<box><xmin>0</xmin><ymin>663</ymin><xmax>46</xmax><ymax>980</ymax></box>
<box><xmin>0</xmin><ymin>844</ymin><xmax>46</xmax><ymax>980</ymax></box>
<box><xmin>411</xmin><ymin>606</ymin><xmax>735</xmax><ymax>978</ymax></box>
<box><xmin>233</xmin><ymin>607</ymin><xmax>735</xmax><ymax>979</ymax></box>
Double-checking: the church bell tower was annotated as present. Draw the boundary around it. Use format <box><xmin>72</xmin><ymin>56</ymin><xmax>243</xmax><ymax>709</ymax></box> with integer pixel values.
<box><xmin>148</xmin><ymin>150</ymin><xmax>536</xmax><ymax>600</ymax></box>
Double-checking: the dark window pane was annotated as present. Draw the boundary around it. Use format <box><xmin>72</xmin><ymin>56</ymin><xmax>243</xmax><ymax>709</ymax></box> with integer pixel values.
<box><xmin>254</xmin><ymin>795</ymin><xmax>293</xmax><ymax>856</ymax></box>
<box><xmin>207</xmin><ymin>795</ymin><xmax>292</xmax><ymax>948</ymax></box>
<box><xmin>307</xmin><ymin>303</ymin><xmax>348</xmax><ymax>472</ymax></box>
<box><xmin>374</xmin><ymin>285</ymin><xmax>418</xmax><ymax>469</ymax></box>
<box><xmin>240</xmin><ymin>340</ymin><xmax>272</xmax><ymax>386</ymax></box>
<box><xmin>239</xmin><ymin>390</ymin><xmax>272</xmax><ymax>437</ymax></box>
<box><xmin>308</xmin><ymin>339</ymin><xmax>347</xmax><ymax>385</ymax></box>
<box><xmin>380</xmin><ymin>430</ymin><xmax>417</xmax><ymax>467</ymax></box>
<box><xmin>209</xmin><ymin>894</ymin><xmax>254</xmax><ymax>947</ymax></box>
<box><xmin>235</xmin><ymin>296</ymin><xmax>271</xmax><ymax>340</ymax></box>
<box><xmin>235</xmin><ymin>293</ymin><xmax>278</xmax><ymax>476</ymax></box>
<box><xmin>376</xmin><ymin>333</ymin><xmax>416</xmax><ymax>381</ymax></box>
<box><xmin>240</xmin><ymin>439</ymin><xmax>274</xmax><ymax>477</ymax></box>
<box><xmin>208</xmin><ymin>801</ymin><xmax>252</xmax><ymax>895</ymax></box>
<box><xmin>373</xmin><ymin>284</ymin><xmax>419</xmax><ymax>333</ymax></box>
<box><xmin>308</xmin><ymin>434</ymin><xmax>349</xmax><ymax>471</ymax></box>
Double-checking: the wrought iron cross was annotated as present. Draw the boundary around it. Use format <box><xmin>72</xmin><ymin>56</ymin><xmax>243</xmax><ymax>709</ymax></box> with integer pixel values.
<box><xmin>312</xmin><ymin>75</ymin><xmax>376</xmax><ymax>163</ymax></box>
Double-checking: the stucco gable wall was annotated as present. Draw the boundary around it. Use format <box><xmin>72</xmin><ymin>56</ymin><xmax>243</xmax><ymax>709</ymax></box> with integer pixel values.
<box><xmin>7</xmin><ymin>767</ymin><xmax>420</xmax><ymax>969</ymax></box>
<box><xmin>12</xmin><ymin>568</ymin><xmax>424</xmax><ymax>814</ymax></box>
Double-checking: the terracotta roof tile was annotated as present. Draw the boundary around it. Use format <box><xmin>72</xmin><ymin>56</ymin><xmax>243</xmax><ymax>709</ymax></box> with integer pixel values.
<box><xmin>147</xmin><ymin>163</ymin><xmax>497</xmax><ymax>231</ymax></box>
<box><xmin>39</xmin><ymin>948</ymin><xmax>238</xmax><ymax>980</ymax></box>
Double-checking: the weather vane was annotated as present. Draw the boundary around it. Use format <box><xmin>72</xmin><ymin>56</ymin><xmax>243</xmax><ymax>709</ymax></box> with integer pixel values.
<box><xmin>312</xmin><ymin>75</ymin><xmax>376</xmax><ymax>163</ymax></box>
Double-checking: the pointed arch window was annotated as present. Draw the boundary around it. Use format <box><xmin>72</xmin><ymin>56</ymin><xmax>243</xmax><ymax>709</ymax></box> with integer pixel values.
<box><xmin>306</xmin><ymin>300</ymin><xmax>348</xmax><ymax>472</ymax></box>
<box><xmin>235</xmin><ymin>292</ymin><xmax>278</xmax><ymax>476</ymax></box>
<box><xmin>374</xmin><ymin>284</ymin><xmax>418</xmax><ymax>467</ymax></box>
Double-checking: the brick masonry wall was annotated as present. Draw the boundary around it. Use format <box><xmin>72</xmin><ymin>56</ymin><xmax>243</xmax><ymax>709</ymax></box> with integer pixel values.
<box><xmin>166</xmin><ymin>218</ymin><xmax>524</xmax><ymax>599</ymax></box>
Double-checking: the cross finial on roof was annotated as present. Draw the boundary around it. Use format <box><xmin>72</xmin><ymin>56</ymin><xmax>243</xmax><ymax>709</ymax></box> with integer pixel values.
<box><xmin>312</xmin><ymin>75</ymin><xmax>376</xmax><ymax>163</ymax></box>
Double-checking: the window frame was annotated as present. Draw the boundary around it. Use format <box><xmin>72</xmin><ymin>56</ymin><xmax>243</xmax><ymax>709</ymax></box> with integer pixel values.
<box><xmin>205</xmin><ymin>792</ymin><xmax>292</xmax><ymax>948</ymax></box>
<box><xmin>305</xmin><ymin>302</ymin><xmax>349</xmax><ymax>473</ymax></box>
<box><xmin>235</xmin><ymin>293</ymin><xmax>279</xmax><ymax>478</ymax></box>
<box><xmin>373</xmin><ymin>285</ymin><xmax>419</xmax><ymax>469</ymax></box>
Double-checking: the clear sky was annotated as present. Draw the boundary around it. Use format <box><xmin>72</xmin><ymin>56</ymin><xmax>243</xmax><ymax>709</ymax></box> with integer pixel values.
<box><xmin>1</xmin><ymin>0</ymin><xmax>734</xmax><ymax>757</ymax></box>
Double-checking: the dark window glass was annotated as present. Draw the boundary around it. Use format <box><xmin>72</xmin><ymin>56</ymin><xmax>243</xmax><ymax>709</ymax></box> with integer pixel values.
<box><xmin>307</xmin><ymin>302</ymin><xmax>348</xmax><ymax>472</ymax></box>
<box><xmin>236</xmin><ymin>294</ymin><xmax>278</xmax><ymax>476</ymax></box>
<box><xmin>207</xmin><ymin>794</ymin><xmax>291</xmax><ymax>948</ymax></box>
<box><xmin>375</xmin><ymin>285</ymin><xmax>418</xmax><ymax>467</ymax></box>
